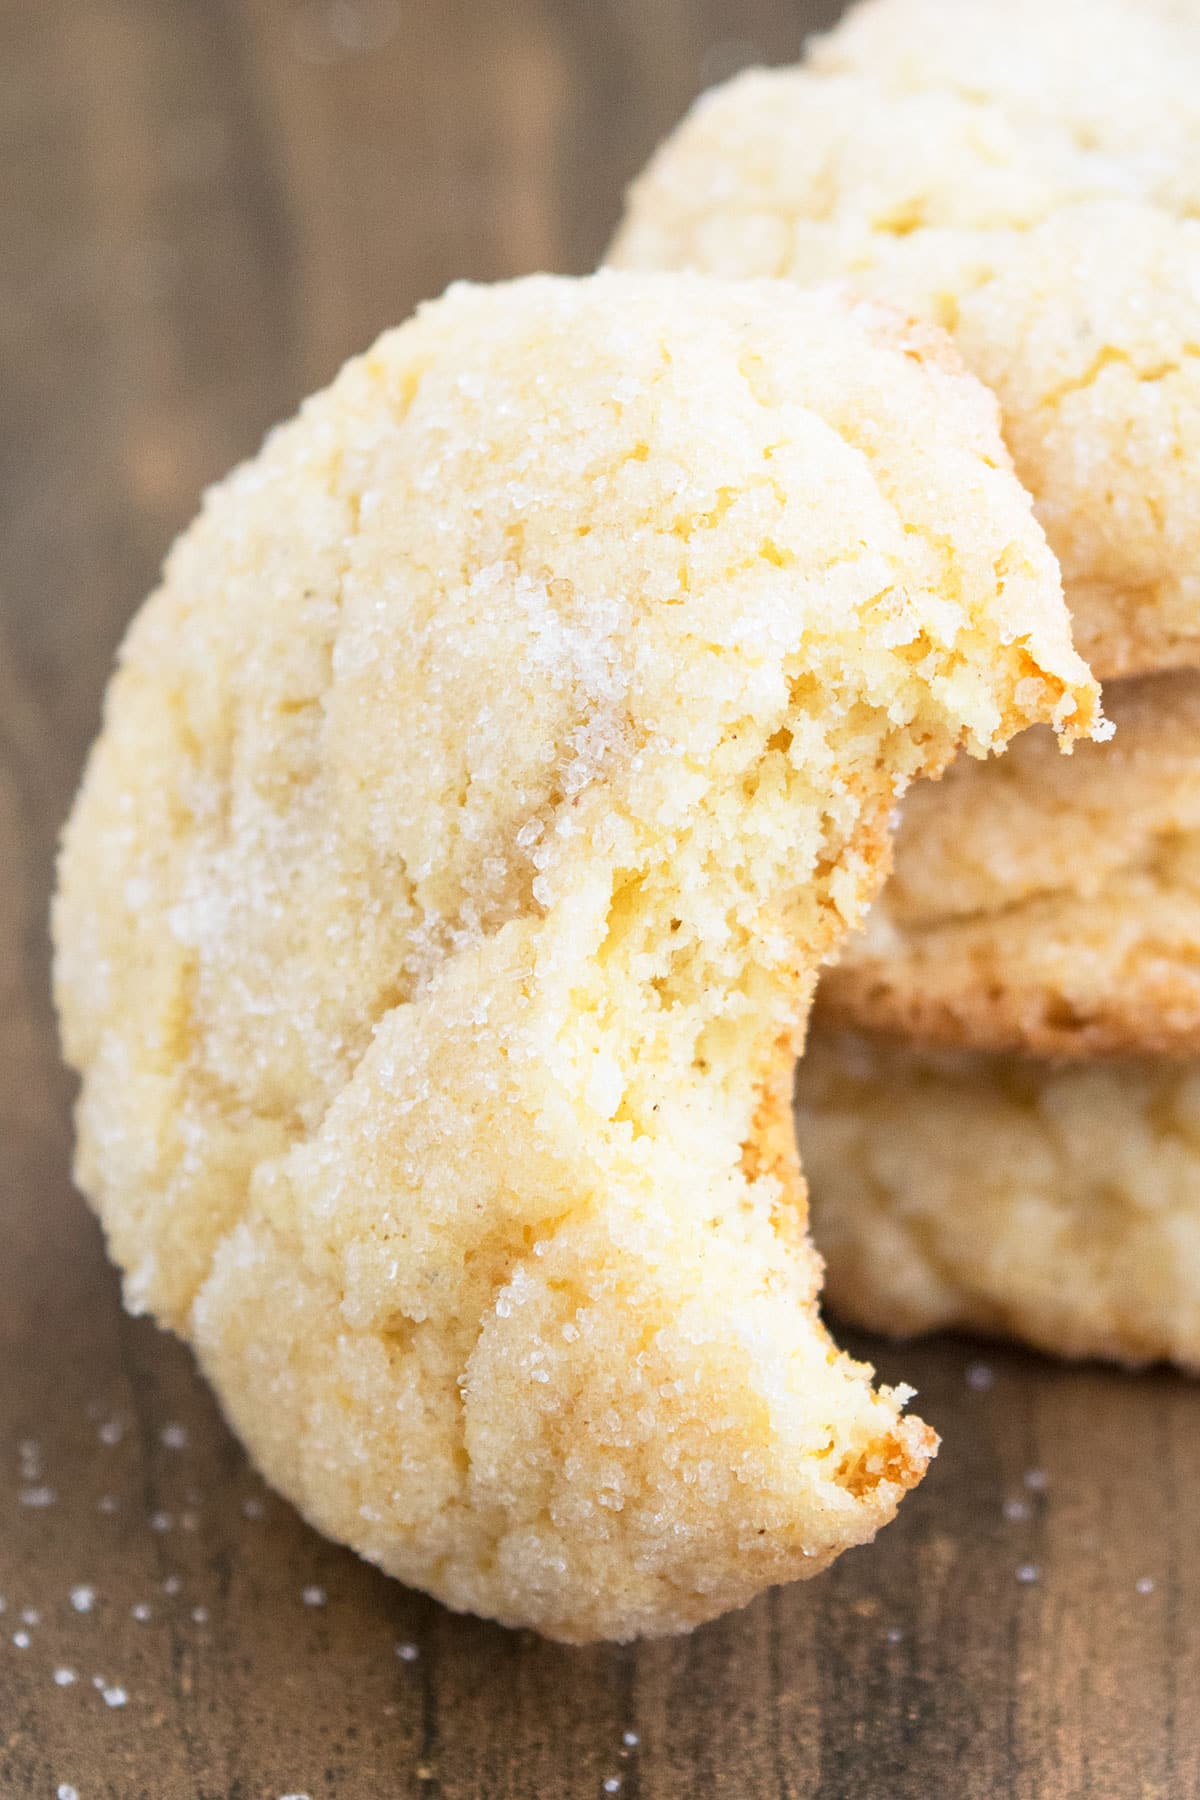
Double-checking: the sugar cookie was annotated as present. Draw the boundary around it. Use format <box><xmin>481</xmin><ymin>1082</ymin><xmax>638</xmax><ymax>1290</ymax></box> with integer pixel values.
<box><xmin>821</xmin><ymin>674</ymin><xmax>1200</xmax><ymax>1056</ymax></box>
<box><xmin>798</xmin><ymin>1033</ymin><xmax>1200</xmax><ymax>1372</ymax></box>
<box><xmin>54</xmin><ymin>273</ymin><xmax>1097</xmax><ymax>1639</ymax></box>
<box><xmin>612</xmin><ymin>0</ymin><xmax>1200</xmax><ymax>678</ymax></box>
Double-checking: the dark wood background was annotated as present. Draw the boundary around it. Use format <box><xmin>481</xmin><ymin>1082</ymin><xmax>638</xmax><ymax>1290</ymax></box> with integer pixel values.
<box><xmin>2</xmin><ymin>1</ymin><xmax>1197</xmax><ymax>1794</ymax></box>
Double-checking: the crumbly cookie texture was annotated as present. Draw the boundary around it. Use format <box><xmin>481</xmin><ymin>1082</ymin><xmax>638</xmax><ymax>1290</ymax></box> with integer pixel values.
<box><xmin>53</xmin><ymin>272</ymin><xmax>1098</xmax><ymax>1643</ymax></box>
<box><xmin>610</xmin><ymin>0</ymin><xmax>1200</xmax><ymax>680</ymax></box>
<box><xmin>820</xmin><ymin>673</ymin><xmax>1200</xmax><ymax>1057</ymax></box>
<box><xmin>797</xmin><ymin>1033</ymin><xmax>1200</xmax><ymax>1373</ymax></box>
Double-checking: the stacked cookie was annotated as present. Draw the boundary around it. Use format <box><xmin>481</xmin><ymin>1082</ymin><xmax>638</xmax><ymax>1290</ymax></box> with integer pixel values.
<box><xmin>613</xmin><ymin>0</ymin><xmax>1200</xmax><ymax>1368</ymax></box>
<box><xmin>798</xmin><ymin>678</ymin><xmax>1200</xmax><ymax>1371</ymax></box>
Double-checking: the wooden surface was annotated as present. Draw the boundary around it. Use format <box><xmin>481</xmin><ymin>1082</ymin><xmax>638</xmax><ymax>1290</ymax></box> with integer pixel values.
<box><xmin>1</xmin><ymin>1</ymin><xmax>1197</xmax><ymax>1794</ymax></box>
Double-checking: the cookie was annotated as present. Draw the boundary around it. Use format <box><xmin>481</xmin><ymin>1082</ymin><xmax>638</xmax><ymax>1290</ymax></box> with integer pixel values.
<box><xmin>611</xmin><ymin>0</ymin><xmax>1200</xmax><ymax>679</ymax></box>
<box><xmin>797</xmin><ymin>1032</ymin><xmax>1200</xmax><ymax>1372</ymax></box>
<box><xmin>819</xmin><ymin>672</ymin><xmax>1200</xmax><ymax>1057</ymax></box>
<box><xmin>53</xmin><ymin>272</ymin><xmax>1098</xmax><ymax>1641</ymax></box>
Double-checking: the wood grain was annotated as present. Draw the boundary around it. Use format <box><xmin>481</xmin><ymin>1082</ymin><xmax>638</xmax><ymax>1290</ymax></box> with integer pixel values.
<box><xmin>1</xmin><ymin>1</ymin><xmax>1195</xmax><ymax>1794</ymax></box>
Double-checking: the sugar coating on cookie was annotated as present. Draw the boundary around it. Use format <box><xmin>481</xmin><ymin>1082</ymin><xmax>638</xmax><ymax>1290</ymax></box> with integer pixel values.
<box><xmin>53</xmin><ymin>272</ymin><xmax>1098</xmax><ymax>1642</ymax></box>
<box><xmin>798</xmin><ymin>1033</ymin><xmax>1200</xmax><ymax>1372</ymax></box>
<box><xmin>820</xmin><ymin>673</ymin><xmax>1200</xmax><ymax>1057</ymax></box>
<box><xmin>611</xmin><ymin>0</ymin><xmax>1200</xmax><ymax>679</ymax></box>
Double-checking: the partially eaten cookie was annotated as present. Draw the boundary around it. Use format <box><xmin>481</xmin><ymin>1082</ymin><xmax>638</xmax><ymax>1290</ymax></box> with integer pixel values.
<box><xmin>53</xmin><ymin>272</ymin><xmax>1099</xmax><ymax>1640</ymax></box>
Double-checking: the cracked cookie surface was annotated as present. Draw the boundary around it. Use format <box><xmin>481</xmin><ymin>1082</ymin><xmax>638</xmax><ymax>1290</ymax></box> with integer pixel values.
<box><xmin>53</xmin><ymin>272</ymin><xmax>1098</xmax><ymax>1640</ymax></box>
<box><xmin>611</xmin><ymin>0</ymin><xmax>1200</xmax><ymax>679</ymax></box>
